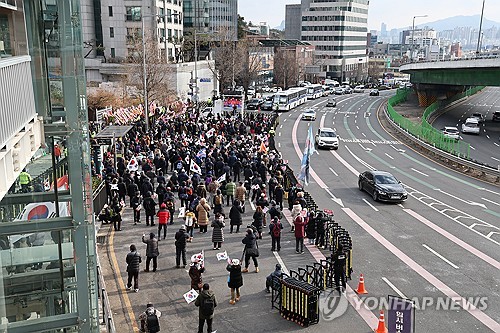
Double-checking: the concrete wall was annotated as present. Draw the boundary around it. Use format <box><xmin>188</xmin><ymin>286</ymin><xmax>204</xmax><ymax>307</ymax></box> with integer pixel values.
<box><xmin>170</xmin><ymin>60</ymin><xmax>218</xmax><ymax>102</ymax></box>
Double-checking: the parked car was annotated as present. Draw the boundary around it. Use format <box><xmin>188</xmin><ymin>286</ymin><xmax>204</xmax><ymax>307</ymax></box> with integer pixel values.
<box><xmin>246</xmin><ymin>98</ymin><xmax>263</xmax><ymax>110</ymax></box>
<box><xmin>492</xmin><ymin>111</ymin><xmax>500</xmax><ymax>122</ymax></box>
<box><xmin>261</xmin><ymin>100</ymin><xmax>274</xmax><ymax>111</ymax></box>
<box><xmin>326</xmin><ymin>98</ymin><xmax>337</xmax><ymax>107</ymax></box>
<box><xmin>377</xmin><ymin>85</ymin><xmax>391</xmax><ymax>91</ymax></box>
<box><xmin>301</xmin><ymin>109</ymin><xmax>317</xmax><ymax>121</ymax></box>
<box><xmin>358</xmin><ymin>170</ymin><xmax>408</xmax><ymax>203</ymax></box>
<box><xmin>353</xmin><ymin>85</ymin><xmax>365</xmax><ymax>93</ymax></box>
<box><xmin>334</xmin><ymin>87</ymin><xmax>345</xmax><ymax>95</ymax></box>
<box><xmin>369</xmin><ymin>89</ymin><xmax>380</xmax><ymax>96</ymax></box>
<box><xmin>442</xmin><ymin>126</ymin><xmax>460</xmax><ymax>141</ymax></box>
<box><xmin>461</xmin><ymin>118</ymin><xmax>480</xmax><ymax>135</ymax></box>
<box><xmin>315</xmin><ymin>127</ymin><xmax>339</xmax><ymax>150</ymax></box>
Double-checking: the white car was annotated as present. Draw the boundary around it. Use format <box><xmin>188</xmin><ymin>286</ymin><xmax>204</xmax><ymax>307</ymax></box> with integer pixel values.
<box><xmin>442</xmin><ymin>126</ymin><xmax>460</xmax><ymax>141</ymax></box>
<box><xmin>470</xmin><ymin>113</ymin><xmax>485</xmax><ymax>123</ymax></box>
<box><xmin>315</xmin><ymin>127</ymin><xmax>339</xmax><ymax>150</ymax></box>
<box><xmin>461</xmin><ymin>118</ymin><xmax>480</xmax><ymax>135</ymax></box>
<box><xmin>353</xmin><ymin>85</ymin><xmax>365</xmax><ymax>93</ymax></box>
<box><xmin>301</xmin><ymin>109</ymin><xmax>317</xmax><ymax>121</ymax></box>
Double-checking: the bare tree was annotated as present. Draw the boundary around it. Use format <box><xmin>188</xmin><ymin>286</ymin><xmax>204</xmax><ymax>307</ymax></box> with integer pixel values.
<box><xmin>126</xmin><ymin>32</ymin><xmax>176</xmax><ymax>106</ymax></box>
<box><xmin>235</xmin><ymin>39</ymin><xmax>268</xmax><ymax>94</ymax></box>
<box><xmin>274</xmin><ymin>48</ymin><xmax>300</xmax><ymax>89</ymax></box>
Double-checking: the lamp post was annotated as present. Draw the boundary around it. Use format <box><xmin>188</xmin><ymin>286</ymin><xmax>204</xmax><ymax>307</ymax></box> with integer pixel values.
<box><xmin>411</xmin><ymin>15</ymin><xmax>427</xmax><ymax>62</ymax></box>
<box><xmin>476</xmin><ymin>0</ymin><xmax>486</xmax><ymax>56</ymax></box>
<box><xmin>141</xmin><ymin>12</ymin><xmax>168</xmax><ymax>131</ymax></box>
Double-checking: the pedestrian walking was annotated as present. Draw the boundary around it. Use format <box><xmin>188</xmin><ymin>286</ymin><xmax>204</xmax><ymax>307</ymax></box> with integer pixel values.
<box><xmin>294</xmin><ymin>215</ymin><xmax>306</xmax><ymax>254</ymax></box>
<box><xmin>213</xmin><ymin>189</ymin><xmax>224</xmax><ymax>216</ymax></box>
<box><xmin>196</xmin><ymin>198</ymin><xmax>211</xmax><ymax>233</ymax></box>
<box><xmin>19</xmin><ymin>169</ymin><xmax>32</xmax><ymax>193</ymax></box>
<box><xmin>111</xmin><ymin>198</ymin><xmax>123</xmax><ymax>231</ymax></box>
<box><xmin>126</xmin><ymin>244</ymin><xmax>141</xmax><ymax>292</ymax></box>
<box><xmin>225</xmin><ymin>180</ymin><xmax>236</xmax><ymax>206</ymax></box>
<box><xmin>189</xmin><ymin>257</ymin><xmax>205</xmax><ymax>291</ymax></box>
<box><xmin>241</xmin><ymin>228</ymin><xmax>259</xmax><ymax>273</ymax></box>
<box><xmin>185</xmin><ymin>208</ymin><xmax>196</xmax><ymax>241</ymax></box>
<box><xmin>143</xmin><ymin>192</ymin><xmax>157</xmax><ymax>226</ymax></box>
<box><xmin>274</xmin><ymin>184</ymin><xmax>284</xmax><ymax>211</ymax></box>
<box><xmin>252</xmin><ymin>206</ymin><xmax>265</xmax><ymax>239</ymax></box>
<box><xmin>131</xmin><ymin>191</ymin><xmax>142</xmax><ymax>225</ymax></box>
<box><xmin>195</xmin><ymin>283</ymin><xmax>217</xmax><ymax>333</ymax></box>
<box><xmin>229</xmin><ymin>199</ymin><xmax>243</xmax><ymax>233</ymax></box>
<box><xmin>139</xmin><ymin>303</ymin><xmax>161</xmax><ymax>333</ymax></box>
<box><xmin>142</xmin><ymin>233</ymin><xmax>159</xmax><ymax>272</ymax></box>
<box><xmin>211</xmin><ymin>212</ymin><xmax>225</xmax><ymax>250</ymax></box>
<box><xmin>226</xmin><ymin>258</ymin><xmax>243</xmax><ymax>305</ymax></box>
<box><xmin>156</xmin><ymin>203</ymin><xmax>170</xmax><ymax>240</ymax></box>
<box><xmin>235</xmin><ymin>181</ymin><xmax>246</xmax><ymax>213</ymax></box>
<box><xmin>269</xmin><ymin>217</ymin><xmax>283</xmax><ymax>252</ymax></box>
<box><xmin>174</xmin><ymin>225</ymin><xmax>189</xmax><ymax>268</ymax></box>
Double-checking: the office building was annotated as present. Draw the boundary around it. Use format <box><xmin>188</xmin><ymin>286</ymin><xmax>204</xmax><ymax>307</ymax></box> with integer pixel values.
<box><xmin>1</xmin><ymin>0</ymin><xmax>99</xmax><ymax>331</ymax></box>
<box><xmin>285</xmin><ymin>4</ymin><xmax>302</xmax><ymax>40</ymax></box>
<box><xmin>290</xmin><ymin>0</ymin><xmax>370</xmax><ymax>82</ymax></box>
<box><xmin>183</xmin><ymin>0</ymin><xmax>237</xmax><ymax>40</ymax></box>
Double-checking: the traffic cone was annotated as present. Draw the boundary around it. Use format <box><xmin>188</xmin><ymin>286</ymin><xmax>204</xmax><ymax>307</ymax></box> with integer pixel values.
<box><xmin>356</xmin><ymin>274</ymin><xmax>368</xmax><ymax>294</ymax></box>
<box><xmin>374</xmin><ymin>310</ymin><xmax>388</xmax><ymax>333</ymax></box>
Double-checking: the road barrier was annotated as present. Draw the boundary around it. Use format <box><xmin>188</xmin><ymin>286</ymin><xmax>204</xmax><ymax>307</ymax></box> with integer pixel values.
<box><xmin>97</xmin><ymin>256</ymin><xmax>116</xmax><ymax>333</ymax></box>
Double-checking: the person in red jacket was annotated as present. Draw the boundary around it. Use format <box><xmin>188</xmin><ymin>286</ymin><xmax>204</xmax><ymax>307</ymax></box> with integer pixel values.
<box><xmin>156</xmin><ymin>203</ymin><xmax>170</xmax><ymax>240</ymax></box>
<box><xmin>294</xmin><ymin>214</ymin><xmax>306</xmax><ymax>254</ymax></box>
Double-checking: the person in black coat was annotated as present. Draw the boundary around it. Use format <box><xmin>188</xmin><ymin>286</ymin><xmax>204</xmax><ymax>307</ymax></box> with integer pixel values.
<box><xmin>315</xmin><ymin>212</ymin><xmax>327</xmax><ymax>249</ymax></box>
<box><xmin>252</xmin><ymin>206</ymin><xmax>265</xmax><ymax>239</ymax></box>
<box><xmin>241</xmin><ymin>229</ymin><xmax>259</xmax><ymax>273</ymax></box>
<box><xmin>273</xmin><ymin>184</ymin><xmax>285</xmax><ymax>211</ymax></box>
<box><xmin>143</xmin><ymin>192</ymin><xmax>157</xmax><ymax>226</ymax></box>
<box><xmin>174</xmin><ymin>225</ymin><xmax>189</xmax><ymax>268</ymax></box>
<box><xmin>306</xmin><ymin>211</ymin><xmax>317</xmax><ymax>245</ymax></box>
<box><xmin>126</xmin><ymin>244</ymin><xmax>142</xmax><ymax>292</ymax></box>
<box><xmin>131</xmin><ymin>191</ymin><xmax>142</xmax><ymax>225</ymax></box>
<box><xmin>110</xmin><ymin>198</ymin><xmax>122</xmax><ymax>231</ymax></box>
<box><xmin>226</xmin><ymin>258</ymin><xmax>243</xmax><ymax>305</ymax></box>
<box><xmin>141</xmin><ymin>178</ymin><xmax>153</xmax><ymax>197</ymax></box>
<box><xmin>117</xmin><ymin>177</ymin><xmax>127</xmax><ymax>203</ymax></box>
<box><xmin>229</xmin><ymin>200</ymin><xmax>243</xmax><ymax>233</ymax></box>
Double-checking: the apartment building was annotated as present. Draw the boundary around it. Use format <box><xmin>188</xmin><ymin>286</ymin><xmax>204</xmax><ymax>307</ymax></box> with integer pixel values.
<box><xmin>183</xmin><ymin>0</ymin><xmax>237</xmax><ymax>40</ymax></box>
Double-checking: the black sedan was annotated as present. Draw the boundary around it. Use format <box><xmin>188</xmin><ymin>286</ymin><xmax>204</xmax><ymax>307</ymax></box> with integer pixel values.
<box><xmin>358</xmin><ymin>170</ymin><xmax>408</xmax><ymax>203</ymax></box>
<box><xmin>369</xmin><ymin>89</ymin><xmax>379</xmax><ymax>96</ymax></box>
<box><xmin>261</xmin><ymin>100</ymin><xmax>274</xmax><ymax>111</ymax></box>
<box><xmin>247</xmin><ymin>99</ymin><xmax>264</xmax><ymax>110</ymax></box>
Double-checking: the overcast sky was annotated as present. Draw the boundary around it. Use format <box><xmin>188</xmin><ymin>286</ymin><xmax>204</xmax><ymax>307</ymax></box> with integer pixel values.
<box><xmin>238</xmin><ymin>0</ymin><xmax>500</xmax><ymax>31</ymax></box>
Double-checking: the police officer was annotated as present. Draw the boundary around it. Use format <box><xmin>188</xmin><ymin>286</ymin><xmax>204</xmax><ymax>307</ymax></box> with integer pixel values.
<box><xmin>19</xmin><ymin>169</ymin><xmax>32</xmax><ymax>193</ymax></box>
<box><xmin>332</xmin><ymin>243</ymin><xmax>347</xmax><ymax>295</ymax></box>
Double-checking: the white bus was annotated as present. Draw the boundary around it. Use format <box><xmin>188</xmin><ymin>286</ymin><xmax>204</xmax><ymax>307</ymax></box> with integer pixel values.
<box><xmin>288</xmin><ymin>87</ymin><xmax>308</xmax><ymax>106</ymax></box>
<box><xmin>273</xmin><ymin>89</ymin><xmax>300</xmax><ymax>111</ymax></box>
<box><xmin>306</xmin><ymin>84</ymin><xmax>323</xmax><ymax>99</ymax></box>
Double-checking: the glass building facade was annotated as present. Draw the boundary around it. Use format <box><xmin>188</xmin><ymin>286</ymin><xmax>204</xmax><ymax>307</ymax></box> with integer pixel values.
<box><xmin>0</xmin><ymin>0</ymin><xmax>98</xmax><ymax>332</ymax></box>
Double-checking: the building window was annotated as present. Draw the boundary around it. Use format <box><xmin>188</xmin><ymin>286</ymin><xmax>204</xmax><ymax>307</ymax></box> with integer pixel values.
<box><xmin>111</xmin><ymin>48</ymin><xmax>115</xmax><ymax>58</ymax></box>
<box><xmin>109</xmin><ymin>27</ymin><xmax>114</xmax><ymax>38</ymax></box>
<box><xmin>108</xmin><ymin>6</ymin><xmax>113</xmax><ymax>17</ymax></box>
<box><xmin>126</xmin><ymin>6</ymin><xmax>141</xmax><ymax>21</ymax></box>
<box><xmin>167</xmin><ymin>9</ymin><xmax>172</xmax><ymax>23</ymax></box>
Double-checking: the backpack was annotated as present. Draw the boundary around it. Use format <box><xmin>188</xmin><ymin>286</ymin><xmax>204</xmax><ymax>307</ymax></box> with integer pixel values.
<box><xmin>201</xmin><ymin>296</ymin><xmax>215</xmax><ymax>316</ymax></box>
<box><xmin>272</xmin><ymin>222</ymin><xmax>281</xmax><ymax>238</ymax></box>
<box><xmin>146</xmin><ymin>310</ymin><xmax>160</xmax><ymax>332</ymax></box>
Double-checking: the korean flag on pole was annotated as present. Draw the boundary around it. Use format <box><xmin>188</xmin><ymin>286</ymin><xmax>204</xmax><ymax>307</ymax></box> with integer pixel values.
<box><xmin>216</xmin><ymin>173</ymin><xmax>226</xmax><ymax>183</ymax></box>
<box><xmin>190</xmin><ymin>159</ymin><xmax>202</xmax><ymax>175</ymax></box>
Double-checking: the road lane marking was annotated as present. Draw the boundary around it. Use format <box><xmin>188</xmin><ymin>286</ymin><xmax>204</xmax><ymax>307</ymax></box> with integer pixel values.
<box><xmin>329</xmin><ymin>167</ymin><xmax>338</xmax><ymax>176</ymax></box>
<box><xmin>494</xmin><ymin>142</ymin><xmax>499</xmax><ymax>147</ymax></box>
<box><xmin>385</xmin><ymin>153</ymin><xmax>394</xmax><ymax>160</ymax></box>
<box><xmin>362</xmin><ymin>133</ymin><xmax>366</xmax><ymax>137</ymax></box>
<box><xmin>411</xmin><ymin>168</ymin><xmax>429</xmax><ymax>177</ymax></box>
<box><xmin>278</xmin><ymin>142</ymin><xmax>281</xmax><ymax>148</ymax></box>
<box><xmin>482</xmin><ymin>197</ymin><xmax>500</xmax><ymax>207</ymax></box>
<box><xmin>272</xmin><ymin>251</ymin><xmax>289</xmax><ymax>275</ymax></box>
<box><xmin>492</xmin><ymin>157</ymin><xmax>500</xmax><ymax>162</ymax></box>
<box><xmin>422</xmin><ymin>244</ymin><xmax>459</xmax><ymax>269</ymax></box>
<box><xmin>362</xmin><ymin>199</ymin><xmax>379</xmax><ymax>212</ymax></box>
<box><xmin>283</xmin><ymin>118</ymin><xmax>287</xmax><ymax>122</ymax></box>
<box><xmin>382</xmin><ymin>277</ymin><xmax>407</xmax><ymax>299</ymax></box>
<box><xmin>470</xmin><ymin>146</ymin><xmax>476</xmax><ymax>150</ymax></box>
<box><xmin>280</xmin><ymin>124</ymin><xmax>283</xmax><ymax>129</ymax></box>
<box><xmin>249</xmin><ymin>200</ymin><xmax>256</xmax><ymax>211</ymax></box>
<box><xmin>344</xmin><ymin>207</ymin><xmax>500</xmax><ymax>332</ymax></box>
<box><xmin>479</xmin><ymin>188</ymin><xmax>500</xmax><ymax>196</ymax></box>
<box><xmin>278</xmin><ymin>132</ymin><xmax>281</xmax><ymax>137</ymax></box>
<box><xmin>434</xmin><ymin>188</ymin><xmax>487</xmax><ymax>209</ymax></box>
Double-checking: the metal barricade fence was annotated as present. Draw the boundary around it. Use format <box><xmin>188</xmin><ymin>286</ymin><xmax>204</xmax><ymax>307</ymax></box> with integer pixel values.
<box><xmin>96</xmin><ymin>256</ymin><xmax>116</xmax><ymax>333</ymax></box>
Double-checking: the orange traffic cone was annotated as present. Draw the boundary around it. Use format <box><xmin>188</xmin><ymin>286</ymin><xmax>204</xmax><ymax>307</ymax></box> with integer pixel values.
<box><xmin>356</xmin><ymin>274</ymin><xmax>368</xmax><ymax>294</ymax></box>
<box><xmin>374</xmin><ymin>310</ymin><xmax>388</xmax><ymax>333</ymax></box>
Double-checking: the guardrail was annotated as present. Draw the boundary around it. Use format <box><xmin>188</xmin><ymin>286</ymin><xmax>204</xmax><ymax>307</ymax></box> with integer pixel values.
<box><xmin>92</xmin><ymin>180</ymin><xmax>108</xmax><ymax>215</ymax></box>
<box><xmin>384</xmin><ymin>89</ymin><xmax>500</xmax><ymax>181</ymax></box>
<box><xmin>97</xmin><ymin>255</ymin><xmax>116</xmax><ymax>333</ymax></box>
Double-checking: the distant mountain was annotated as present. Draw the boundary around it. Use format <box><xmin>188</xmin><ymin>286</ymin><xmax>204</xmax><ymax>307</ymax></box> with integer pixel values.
<box><xmin>400</xmin><ymin>15</ymin><xmax>500</xmax><ymax>32</ymax></box>
<box><xmin>273</xmin><ymin>20</ymin><xmax>285</xmax><ymax>31</ymax></box>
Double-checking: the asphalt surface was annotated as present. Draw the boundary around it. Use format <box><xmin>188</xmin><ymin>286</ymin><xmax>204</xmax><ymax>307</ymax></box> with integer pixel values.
<box><xmin>101</xmin><ymin>90</ymin><xmax>500</xmax><ymax>332</ymax></box>
<box><xmin>431</xmin><ymin>86</ymin><xmax>500</xmax><ymax>166</ymax></box>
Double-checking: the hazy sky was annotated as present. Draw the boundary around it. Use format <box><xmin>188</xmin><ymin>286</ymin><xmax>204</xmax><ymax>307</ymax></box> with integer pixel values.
<box><xmin>239</xmin><ymin>0</ymin><xmax>500</xmax><ymax>31</ymax></box>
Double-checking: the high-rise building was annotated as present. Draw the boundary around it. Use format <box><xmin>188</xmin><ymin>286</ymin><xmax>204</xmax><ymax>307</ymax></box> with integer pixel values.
<box><xmin>381</xmin><ymin>22</ymin><xmax>387</xmax><ymax>37</ymax></box>
<box><xmin>300</xmin><ymin>0</ymin><xmax>369</xmax><ymax>82</ymax></box>
<box><xmin>0</xmin><ymin>0</ymin><xmax>99</xmax><ymax>331</ymax></box>
<box><xmin>285</xmin><ymin>4</ymin><xmax>302</xmax><ymax>40</ymax></box>
<box><xmin>183</xmin><ymin>0</ymin><xmax>237</xmax><ymax>40</ymax></box>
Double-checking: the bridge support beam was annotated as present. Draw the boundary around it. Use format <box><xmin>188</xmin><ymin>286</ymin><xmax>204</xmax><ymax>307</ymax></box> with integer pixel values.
<box><xmin>414</xmin><ymin>84</ymin><xmax>465</xmax><ymax>107</ymax></box>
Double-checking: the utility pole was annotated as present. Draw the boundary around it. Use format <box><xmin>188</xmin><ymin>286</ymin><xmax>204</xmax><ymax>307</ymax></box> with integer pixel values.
<box><xmin>476</xmin><ymin>0</ymin><xmax>486</xmax><ymax>56</ymax></box>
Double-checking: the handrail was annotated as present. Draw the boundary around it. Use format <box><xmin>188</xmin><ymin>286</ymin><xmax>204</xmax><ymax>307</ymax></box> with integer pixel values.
<box><xmin>96</xmin><ymin>256</ymin><xmax>116</xmax><ymax>333</ymax></box>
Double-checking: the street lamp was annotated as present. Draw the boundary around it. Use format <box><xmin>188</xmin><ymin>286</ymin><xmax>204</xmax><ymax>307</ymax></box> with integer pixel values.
<box><xmin>476</xmin><ymin>0</ymin><xmax>486</xmax><ymax>56</ymax></box>
<box><xmin>411</xmin><ymin>15</ymin><xmax>428</xmax><ymax>62</ymax></box>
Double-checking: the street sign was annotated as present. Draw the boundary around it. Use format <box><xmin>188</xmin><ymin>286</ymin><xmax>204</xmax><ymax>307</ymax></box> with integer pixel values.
<box><xmin>387</xmin><ymin>295</ymin><xmax>415</xmax><ymax>333</ymax></box>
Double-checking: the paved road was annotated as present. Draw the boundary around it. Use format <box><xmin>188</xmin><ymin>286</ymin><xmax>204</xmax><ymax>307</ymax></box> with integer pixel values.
<box><xmin>432</xmin><ymin>86</ymin><xmax>500</xmax><ymax>166</ymax></box>
<box><xmin>278</xmin><ymin>92</ymin><xmax>500</xmax><ymax>332</ymax></box>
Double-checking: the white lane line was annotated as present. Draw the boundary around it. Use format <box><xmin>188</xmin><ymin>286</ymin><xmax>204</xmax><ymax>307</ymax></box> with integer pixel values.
<box><xmin>382</xmin><ymin>277</ymin><xmax>407</xmax><ymax>299</ymax></box>
<box><xmin>325</xmin><ymin>188</ymin><xmax>335</xmax><ymax>197</ymax></box>
<box><xmin>482</xmin><ymin>197</ymin><xmax>500</xmax><ymax>207</ymax></box>
<box><xmin>280</xmin><ymin>124</ymin><xmax>283</xmax><ymax>129</ymax></box>
<box><xmin>470</xmin><ymin>146</ymin><xmax>476</xmax><ymax>150</ymax></box>
<box><xmin>288</xmin><ymin>114</ymin><xmax>292</xmax><ymax>117</ymax></box>
<box><xmin>278</xmin><ymin>142</ymin><xmax>281</xmax><ymax>148</ymax></box>
<box><xmin>486</xmin><ymin>135</ymin><xmax>490</xmax><ymax>139</ymax></box>
<box><xmin>278</xmin><ymin>132</ymin><xmax>281</xmax><ymax>137</ymax></box>
<box><xmin>494</xmin><ymin>142</ymin><xmax>499</xmax><ymax>147</ymax></box>
<box><xmin>385</xmin><ymin>153</ymin><xmax>394</xmax><ymax>160</ymax></box>
<box><xmin>329</xmin><ymin>167</ymin><xmax>338</xmax><ymax>176</ymax></box>
<box><xmin>356</xmin><ymin>125</ymin><xmax>360</xmax><ymax>130</ymax></box>
<box><xmin>249</xmin><ymin>200</ymin><xmax>256</xmax><ymax>211</ymax></box>
<box><xmin>272</xmin><ymin>251</ymin><xmax>289</xmax><ymax>275</ymax></box>
<box><xmin>362</xmin><ymin>133</ymin><xmax>366</xmax><ymax>137</ymax></box>
<box><xmin>492</xmin><ymin>157</ymin><xmax>500</xmax><ymax>162</ymax></box>
<box><xmin>411</xmin><ymin>168</ymin><xmax>429</xmax><ymax>177</ymax></box>
<box><xmin>422</xmin><ymin>244</ymin><xmax>459</xmax><ymax>269</ymax></box>
<box><xmin>283</xmin><ymin>118</ymin><xmax>287</xmax><ymax>122</ymax></box>
<box><xmin>362</xmin><ymin>198</ymin><xmax>379</xmax><ymax>212</ymax></box>
<box><xmin>397</xmin><ymin>203</ymin><xmax>405</xmax><ymax>209</ymax></box>
<box><xmin>479</xmin><ymin>188</ymin><xmax>500</xmax><ymax>196</ymax></box>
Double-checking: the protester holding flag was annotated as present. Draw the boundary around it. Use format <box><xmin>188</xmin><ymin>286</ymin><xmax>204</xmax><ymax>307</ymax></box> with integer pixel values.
<box><xmin>189</xmin><ymin>256</ymin><xmax>205</xmax><ymax>291</ymax></box>
<box><xmin>226</xmin><ymin>258</ymin><xmax>243</xmax><ymax>305</ymax></box>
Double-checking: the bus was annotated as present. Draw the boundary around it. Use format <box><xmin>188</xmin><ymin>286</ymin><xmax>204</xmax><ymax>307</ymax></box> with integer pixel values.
<box><xmin>273</xmin><ymin>89</ymin><xmax>300</xmax><ymax>111</ymax></box>
<box><xmin>306</xmin><ymin>84</ymin><xmax>323</xmax><ymax>99</ymax></box>
<box><xmin>288</xmin><ymin>87</ymin><xmax>308</xmax><ymax>106</ymax></box>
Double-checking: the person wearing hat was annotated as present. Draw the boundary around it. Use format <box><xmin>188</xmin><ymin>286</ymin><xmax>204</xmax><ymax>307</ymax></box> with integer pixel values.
<box><xmin>184</xmin><ymin>208</ymin><xmax>196</xmax><ymax>241</ymax></box>
<box><xmin>156</xmin><ymin>203</ymin><xmax>170</xmax><ymax>240</ymax></box>
<box><xmin>174</xmin><ymin>225</ymin><xmax>189</xmax><ymax>268</ymax></box>
<box><xmin>265</xmin><ymin>264</ymin><xmax>283</xmax><ymax>293</ymax></box>
<box><xmin>189</xmin><ymin>256</ymin><xmax>205</xmax><ymax>291</ymax></box>
<box><xmin>142</xmin><ymin>233</ymin><xmax>159</xmax><ymax>272</ymax></box>
<box><xmin>226</xmin><ymin>258</ymin><xmax>243</xmax><ymax>305</ymax></box>
<box><xmin>139</xmin><ymin>302</ymin><xmax>162</xmax><ymax>333</ymax></box>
